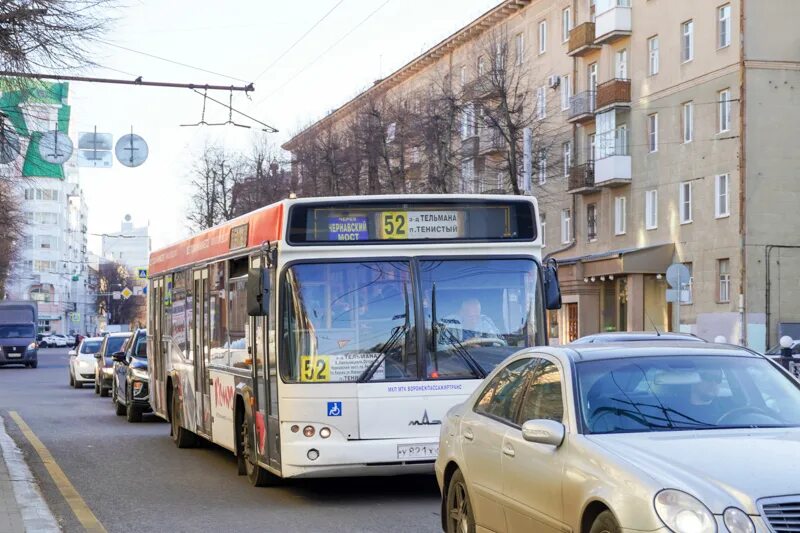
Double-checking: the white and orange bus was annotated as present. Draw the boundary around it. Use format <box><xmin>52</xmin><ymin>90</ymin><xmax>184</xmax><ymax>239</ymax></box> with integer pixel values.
<box><xmin>147</xmin><ymin>194</ymin><xmax>560</xmax><ymax>485</ymax></box>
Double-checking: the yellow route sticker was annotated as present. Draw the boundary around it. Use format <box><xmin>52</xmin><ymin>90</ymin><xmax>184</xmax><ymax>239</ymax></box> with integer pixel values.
<box><xmin>380</xmin><ymin>211</ymin><xmax>408</xmax><ymax>240</ymax></box>
<box><xmin>300</xmin><ymin>355</ymin><xmax>330</xmax><ymax>382</ymax></box>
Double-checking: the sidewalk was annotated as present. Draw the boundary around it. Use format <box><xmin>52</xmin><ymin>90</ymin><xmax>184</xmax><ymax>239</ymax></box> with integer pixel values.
<box><xmin>0</xmin><ymin>415</ymin><xmax>60</xmax><ymax>532</ymax></box>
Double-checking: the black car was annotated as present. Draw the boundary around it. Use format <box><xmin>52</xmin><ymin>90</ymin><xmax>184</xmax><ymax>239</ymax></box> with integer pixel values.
<box><xmin>94</xmin><ymin>332</ymin><xmax>131</xmax><ymax>397</ymax></box>
<box><xmin>112</xmin><ymin>329</ymin><xmax>150</xmax><ymax>422</ymax></box>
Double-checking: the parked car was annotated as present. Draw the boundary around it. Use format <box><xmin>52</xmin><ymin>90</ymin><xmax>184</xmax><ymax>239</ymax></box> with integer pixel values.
<box><xmin>111</xmin><ymin>328</ymin><xmax>150</xmax><ymax>422</ymax></box>
<box><xmin>68</xmin><ymin>337</ymin><xmax>103</xmax><ymax>388</ymax></box>
<box><xmin>65</xmin><ymin>334</ymin><xmax>76</xmax><ymax>347</ymax></box>
<box><xmin>93</xmin><ymin>332</ymin><xmax>131</xmax><ymax>397</ymax></box>
<box><xmin>436</xmin><ymin>342</ymin><xmax>800</xmax><ymax>533</ymax></box>
<box><xmin>571</xmin><ymin>331</ymin><xmax>705</xmax><ymax>344</ymax></box>
<box><xmin>39</xmin><ymin>333</ymin><xmax>67</xmax><ymax>348</ymax></box>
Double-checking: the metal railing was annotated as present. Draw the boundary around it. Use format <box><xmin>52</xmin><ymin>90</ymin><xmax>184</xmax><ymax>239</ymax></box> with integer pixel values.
<box><xmin>568</xmin><ymin>162</ymin><xmax>595</xmax><ymax>191</ymax></box>
<box><xmin>568</xmin><ymin>91</ymin><xmax>596</xmax><ymax>121</ymax></box>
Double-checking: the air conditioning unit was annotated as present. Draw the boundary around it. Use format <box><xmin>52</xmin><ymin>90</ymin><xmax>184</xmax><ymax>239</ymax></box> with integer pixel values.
<box><xmin>548</xmin><ymin>75</ymin><xmax>561</xmax><ymax>89</ymax></box>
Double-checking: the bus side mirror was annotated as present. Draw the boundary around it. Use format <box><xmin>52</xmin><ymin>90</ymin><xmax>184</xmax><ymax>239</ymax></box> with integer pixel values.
<box><xmin>247</xmin><ymin>268</ymin><xmax>270</xmax><ymax>317</ymax></box>
<box><xmin>543</xmin><ymin>260</ymin><xmax>562</xmax><ymax>311</ymax></box>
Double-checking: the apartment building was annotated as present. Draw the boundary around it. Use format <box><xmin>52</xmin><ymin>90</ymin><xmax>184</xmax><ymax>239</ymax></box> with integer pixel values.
<box><xmin>284</xmin><ymin>0</ymin><xmax>800</xmax><ymax>350</ymax></box>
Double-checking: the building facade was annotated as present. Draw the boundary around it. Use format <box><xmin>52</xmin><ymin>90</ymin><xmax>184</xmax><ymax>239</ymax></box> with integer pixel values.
<box><xmin>284</xmin><ymin>0</ymin><xmax>800</xmax><ymax>350</ymax></box>
<box><xmin>101</xmin><ymin>215</ymin><xmax>151</xmax><ymax>273</ymax></box>
<box><xmin>4</xmin><ymin>82</ymin><xmax>97</xmax><ymax>335</ymax></box>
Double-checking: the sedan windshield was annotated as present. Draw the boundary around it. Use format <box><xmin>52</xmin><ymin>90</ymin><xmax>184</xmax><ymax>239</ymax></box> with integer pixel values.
<box><xmin>104</xmin><ymin>336</ymin><xmax>129</xmax><ymax>355</ymax></box>
<box><xmin>577</xmin><ymin>355</ymin><xmax>800</xmax><ymax>434</ymax></box>
<box><xmin>80</xmin><ymin>340</ymin><xmax>102</xmax><ymax>354</ymax></box>
<box><xmin>0</xmin><ymin>325</ymin><xmax>35</xmax><ymax>338</ymax></box>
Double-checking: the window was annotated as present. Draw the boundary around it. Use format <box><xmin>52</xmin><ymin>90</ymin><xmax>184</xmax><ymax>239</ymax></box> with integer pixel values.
<box><xmin>538</xmin><ymin>20</ymin><xmax>547</xmax><ymax>54</ymax></box>
<box><xmin>461</xmin><ymin>104</ymin><xmax>476</xmax><ymax>139</ymax></box>
<box><xmin>683</xmin><ymin>262</ymin><xmax>694</xmax><ymax>304</ymax></box>
<box><xmin>680</xmin><ymin>181</ymin><xmax>693</xmax><ymax>224</ymax></box>
<box><xmin>517</xmin><ymin>360</ymin><xmax>563</xmax><ymax>423</ymax></box>
<box><xmin>719</xmin><ymin>89</ymin><xmax>731</xmax><ymax>132</ymax></box>
<box><xmin>647</xmin><ymin>36</ymin><xmax>659</xmax><ymax>75</ymax></box>
<box><xmin>386</xmin><ymin>122</ymin><xmax>396</xmax><ymax>143</ymax></box>
<box><xmin>515</xmin><ymin>32</ymin><xmax>525</xmax><ymax>65</ymax></box>
<box><xmin>227</xmin><ymin>277</ymin><xmax>249</xmax><ymax>368</ymax></box>
<box><xmin>718</xmin><ymin>4</ymin><xmax>731</xmax><ymax>48</ymax></box>
<box><xmin>536</xmin><ymin>86</ymin><xmax>547</xmax><ymax>119</ymax></box>
<box><xmin>682</xmin><ymin>101</ymin><xmax>694</xmax><ymax>143</ymax></box>
<box><xmin>588</xmin><ymin>62</ymin><xmax>598</xmax><ymax>91</ymax></box>
<box><xmin>648</xmin><ymin>113</ymin><xmax>659</xmax><ymax>152</ymax></box>
<box><xmin>615</xmin><ymin>49</ymin><xmax>628</xmax><ymax>79</ymax></box>
<box><xmin>681</xmin><ymin>20</ymin><xmax>694</xmax><ymax>62</ymax></box>
<box><xmin>461</xmin><ymin>158</ymin><xmax>475</xmax><ymax>193</ymax></box>
<box><xmin>563</xmin><ymin>141</ymin><xmax>572</xmax><ymax>177</ymax></box>
<box><xmin>460</xmin><ymin>65</ymin><xmax>467</xmax><ymax>86</ymax></box>
<box><xmin>561</xmin><ymin>209</ymin><xmax>571</xmax><ymax>244</ymax></box>
<box><xmin>588</xmin><ymin>133</ymin><xmax>596</xmax><ymax>163</ymax></box>
<box><xmin>474</xmin><ymin>358</ymin><xmax>531</xmax><ymax>424</ymax></box>
<box><xmin>562</xmin><ymin>7</ymin><xmax>572</xmax><ymax>42</ymax></box>
<box><xmin>538</xmin><ymin>151</ymin><xmax>547</xmax><ymax>185</ymax></box>
<box><xmin>541</xmin><ymin>214</ymin><xmax>546</xmax><ymax>248</ymax></box>
<box><xmin>614</xmin><ymin>196</ymin><xmax>626</xmax><ymax>235</ymax></box>
<box><xmin>495</xmin><ymin>41</ymin><xmax>505</xmax><ymax>69</ymax></box>
<box><xmin>587</xmin><ymin>203</ymin><xmax>598</xmax><ymax>241</ymax></box>
<box><xmin>477</xmin><ymin>55</ymin><xmax>486</xmax><ymax>76</ymax></box>
<box><xmin>589</xmin><ymin>0</ymin><xmax>596</xmax><ymax>22</ymax></box>
<box><xmin>34</xmin><ymin>260</ymin><xmax>57</xmax><ymax>273</ymax></box>
<box><xmin>38</xmin><ymin>235</ymin><xmax>57</xmax><ymax>249</ymax></box>
<box><xmin>560</xmin><ymin>74</ymin><xmax>571</xmax><ymax>110</ymax></box>
<box><xmin>718</xmin><ymin>258</ymin><xmax>731</xmax><ymax>303</ymax></box>
<box><xmin>21</xmin><ymin>235</ymin><xmax>32</xmax><ymax>248</ymax></box>
<box><xmin>715</xmin><ymin>173</ymin><xmax>730</xmax><ymax>218</ymax></box>
<box><xmin>645</xmin><ymin>189</ymin><xmax>658</xmax><ymax>230</ymax></box>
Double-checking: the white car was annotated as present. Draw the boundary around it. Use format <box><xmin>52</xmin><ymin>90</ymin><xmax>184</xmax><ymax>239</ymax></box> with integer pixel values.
<box><xmin>436</xmin><ymin>342</ymin><xmax>800</xmax><ymax>533</ymax></box>
<box><xmin>41</xmin><ymin>334</ymin><xmax>67</xmax><ymax>348</ymax></box>
<box><xmin>68</xmin><ymin>337</ymin><xmax>103</xmax><ymax>388</ymax></box>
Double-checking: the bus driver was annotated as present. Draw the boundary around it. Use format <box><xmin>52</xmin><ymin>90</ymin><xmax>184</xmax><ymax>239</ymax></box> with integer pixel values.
<box><xmin>447</xmin><ymin>297</ymin><xmax>500</xmax><ymax>342</ymax></box>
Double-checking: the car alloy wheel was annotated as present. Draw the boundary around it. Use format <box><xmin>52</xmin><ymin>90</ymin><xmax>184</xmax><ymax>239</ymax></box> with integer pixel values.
<box><xmin>446</xmin><ymin>470</ymin><xmax>475</xmax><ymax>533</ymax></box>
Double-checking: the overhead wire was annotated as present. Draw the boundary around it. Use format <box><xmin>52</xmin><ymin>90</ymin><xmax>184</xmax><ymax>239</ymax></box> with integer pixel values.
<box><xmin>254</xmin><ymin>0</ymin><xmax>393</xmax><ymax>108</ymax></box>
<box><xmin>252</xmin><ymin>0</ymin><xmax>345</xmax><ymax>83</ymax></box>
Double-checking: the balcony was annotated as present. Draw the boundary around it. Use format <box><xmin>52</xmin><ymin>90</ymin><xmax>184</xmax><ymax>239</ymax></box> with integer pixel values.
<box><xmin>595</xmin><ymin>78</ymin><xmax>631</xmax><ymax>113</ymax></box>
<box><xmin>568</xmin><ymin>22</ymin><xmax>600</xmax><ymax>57</ymax></box>
<box><xmin>594</xmin><ymin>129</ymin><xmax>631</xmax><ymax>186</ymax></box>
<box><xmin>568</xmin><ymin>91</ymin><xmax>596</xmax><ymax>123</ymax></box>
<box><xmin>479</xmin><ymin>128</ymin><xmax>505</xmax><ymax>155</ymax></box>
<box><xmin>461</xmin><ymin>136</ymin><xmax>479</xmax><ymax>158</ymax></box>
<box><xmin>464</xmin><ymin>76</ymin><xmax>499</xmax><ymax>100</ymax></box>
<box><xmin>594</xmin><ymin>1</ymin><xmax>632</xmax><ymax>45</ymax></box>
<box><xmin>567</xmin><ymin>163</ymin><xmax>599</xmax><ymax>194</ymax></box>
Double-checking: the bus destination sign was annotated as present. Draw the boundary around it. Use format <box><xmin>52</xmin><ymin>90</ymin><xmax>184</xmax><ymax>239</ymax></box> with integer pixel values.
<box><xmin>379</xmin><ymin>210</ymin><xmax>462</xmax><ymax>240</ymax></box>
<box><xmin>327</xmin><ymin>215</ymin><xmax>369</xmax><ymax>241</ymax></box>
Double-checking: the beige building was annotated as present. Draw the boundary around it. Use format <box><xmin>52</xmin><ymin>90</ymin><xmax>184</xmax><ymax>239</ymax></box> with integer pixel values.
<box><xmin>284</xmin><ymin>0</ymin><xmax>800</xmax><ymax>351</ymax></box>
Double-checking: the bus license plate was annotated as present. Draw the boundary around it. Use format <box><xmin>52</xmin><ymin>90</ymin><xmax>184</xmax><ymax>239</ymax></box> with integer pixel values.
<box><xmin>397</xmin><ymin>443</ymin><xmax>439</xmax><ymax>460</ymax></box>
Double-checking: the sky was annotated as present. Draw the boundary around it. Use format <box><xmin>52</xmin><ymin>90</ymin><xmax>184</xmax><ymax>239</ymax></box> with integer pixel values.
<box><xmin>73</xmin><ymin>0</ymin><xmax>501</xmax><ymax>253</ymax></box>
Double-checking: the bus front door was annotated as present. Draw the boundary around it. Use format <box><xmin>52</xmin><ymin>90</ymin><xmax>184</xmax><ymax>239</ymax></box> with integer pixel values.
<box><xmin>193</xmin><ymin>269</ymin><xmax>212</xmax><ymax>436</ymax></box>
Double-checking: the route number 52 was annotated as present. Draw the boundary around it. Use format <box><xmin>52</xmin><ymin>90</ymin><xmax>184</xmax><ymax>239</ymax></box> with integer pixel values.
<box><xmin>300</xmin><ymin>355</ymin><xmax>330</xmax><ymax>382</ymax></box>
<box><xmin>382</xmin><ymin>212</ymin><xmax>407</xmax><ymax>239</ymax></box>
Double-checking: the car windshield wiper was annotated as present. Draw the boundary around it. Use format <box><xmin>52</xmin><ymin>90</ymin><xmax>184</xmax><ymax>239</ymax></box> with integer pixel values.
<box><xmin>434</xmin><ymin>321</ymin><xmax>486</xmax><ymax>379</ymax></box>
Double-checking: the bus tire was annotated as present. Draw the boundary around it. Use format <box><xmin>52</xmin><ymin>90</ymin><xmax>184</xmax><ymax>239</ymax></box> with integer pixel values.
<box><xmin>241</xmin><ymin>414</ymin><xmax>277</xmax><ymax>487</ymax></box>
<box><xmin>170</xmin><ymin>389</ymin><xmax>196</xmax><ymax>448</ymax></box>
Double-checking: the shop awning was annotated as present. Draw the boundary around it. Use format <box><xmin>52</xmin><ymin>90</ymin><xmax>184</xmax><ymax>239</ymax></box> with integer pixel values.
<box><xmin>556</xmin><ymin>243</ymin><xmax>675</xmax><ymax>278</ymax></box>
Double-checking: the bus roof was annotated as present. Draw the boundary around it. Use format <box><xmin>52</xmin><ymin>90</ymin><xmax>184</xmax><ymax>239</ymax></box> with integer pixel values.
<box><xmin>148</xmin><ymin>194</ymin><xmax>539</xmax><ymax>276</ymax></box>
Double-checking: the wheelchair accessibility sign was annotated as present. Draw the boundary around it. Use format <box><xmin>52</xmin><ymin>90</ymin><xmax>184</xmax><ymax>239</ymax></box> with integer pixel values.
<box><xmin>327</xmin><ymin>402</ymin><xmax>342</xmax><ymax>417</ymax></box>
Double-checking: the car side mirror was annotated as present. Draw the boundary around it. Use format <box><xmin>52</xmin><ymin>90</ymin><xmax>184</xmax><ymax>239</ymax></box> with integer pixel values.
<box><xmin>68</xmin><ymin>350</ymin><xmax>77</xmax><ymax>357</ymax></box>
<box><xmin>111</xmin><ymin>351</ymin><xmax>126</xmax><ymax>363</ymax></box>
<box><xmin>94</xmin><ymin>353</ymin><xmax>102</xmax><ymax>359</ymax></box>
<box><xmin>543</xmin><ymin>259</ymin><xmax>562</xmax><ymax>311</ymax></box>
<box><xmin>247</xmin><ymin>267</ymin><xmax>270</xmax><ymax>317</ymax></box>
<box><xmin>521</xmin><ymin>419</ymin><xmax>565</xmax><ymax>447</ymax></box>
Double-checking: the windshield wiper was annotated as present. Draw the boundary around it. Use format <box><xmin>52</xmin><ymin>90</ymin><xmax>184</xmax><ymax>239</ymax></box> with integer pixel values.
<box><xmin>358</xmin><ymin>283</ymin><xmax>411</xmax><ymax>383</ymax></box>
<box><xmin>429</xmin><ymin>283</ymin><xmax>485</xmax><ymax>379</ymax></box>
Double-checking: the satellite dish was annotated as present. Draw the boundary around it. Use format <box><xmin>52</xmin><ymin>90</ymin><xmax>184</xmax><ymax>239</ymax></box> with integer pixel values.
<box><xmin>0</xmin><ymin>128</ymin><xmax>20</xmax><ymax>164</ymax></box>
<box><xmin>39</xmin><ymin>130</ymin><xmax>74</xmax><ymax>164</ymax></box>
<box><xmin>115</xmin><ymin>133</ymin><xmax>148</xmax><ymax>167</ymax></box>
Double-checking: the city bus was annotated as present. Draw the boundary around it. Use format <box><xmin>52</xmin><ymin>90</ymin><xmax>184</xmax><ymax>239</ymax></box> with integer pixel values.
<box><xmin>146</xmin><ymin>194</ymin><xmax>560</xmax><ymax>485</ymax></box>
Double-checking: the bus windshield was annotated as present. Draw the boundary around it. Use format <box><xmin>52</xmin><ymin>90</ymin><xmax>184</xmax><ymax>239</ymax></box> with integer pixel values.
<box><xmin>420</xmin><ymin>258</ymin><xmax>545</xmax><ymax>379</ymax></box>
<box><xmin>282</xmin><ymin>258</ymin><xmax>545</xmax><ymax>383</ymax></box>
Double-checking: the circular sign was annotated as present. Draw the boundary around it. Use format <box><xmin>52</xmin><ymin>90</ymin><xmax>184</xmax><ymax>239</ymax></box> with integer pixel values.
<box><xmin>115</xmin><ymin>134</ymin><xmax>148</xmax><ymax>167</ymax></box>
<box><xmin>0</xmin><ymin>128</ymin><xmax>20</xmax><ymax>164</ymax></box>
<box><xmin>39</xmin><ymin>131</ymin><xmax>74</xmax><ymax>164</ymax></box>
<box><xmin>666</xmin><ymin>263</ymin><xmax>691</xmax><ymax>289</ymax></box>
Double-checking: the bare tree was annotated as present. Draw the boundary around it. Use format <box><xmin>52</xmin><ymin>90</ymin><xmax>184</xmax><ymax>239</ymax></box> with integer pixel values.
<box><xmin>187</xmin><ymin>144</ymin><xmax>247</xmax><ymax>231</ymax></box>
<box><xmin>0</xmin><ymin>179</ymin><xmax>23</xmax><ymax>298</ymax></box>
<box><xmin>97</xmin><ymin>261</ymin><xmax>144</xmax><ymax>328</ymax></box>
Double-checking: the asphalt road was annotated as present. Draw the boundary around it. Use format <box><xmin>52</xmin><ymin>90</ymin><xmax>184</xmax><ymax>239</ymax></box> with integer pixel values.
<box><xmin>0</xmin><ymin>349</ymin><xmax>442</xmax><ymax>533</ymax></box>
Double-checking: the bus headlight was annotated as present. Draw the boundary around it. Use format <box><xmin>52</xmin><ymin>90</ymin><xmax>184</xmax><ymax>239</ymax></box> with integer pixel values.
<box><xmin>319</xmin><ymin>427</ymin><xmax>331</xmax><ymax>439</ymax></box>
<box><xmin>303</xmin><ymin>425</ymin><xmax>315</xmax><ymax>438</ymax></box>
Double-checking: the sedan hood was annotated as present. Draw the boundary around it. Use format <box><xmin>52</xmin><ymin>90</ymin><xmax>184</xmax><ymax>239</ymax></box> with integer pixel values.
<box><xmin>129</xmin><ymin>358</ymin><xmax>148</xmax><ymax>370</ymax></box>
<box><xmin>589</xmin><ymin>428</ymin><xmax>800</xmax><ymax>514</ymax></box>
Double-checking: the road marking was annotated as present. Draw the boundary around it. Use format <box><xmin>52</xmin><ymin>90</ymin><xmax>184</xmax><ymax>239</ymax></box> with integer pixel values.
<box><xmin>8</xmin><ymin>411</ymin><xmax>107</xmax><ymax>533</ymax></box>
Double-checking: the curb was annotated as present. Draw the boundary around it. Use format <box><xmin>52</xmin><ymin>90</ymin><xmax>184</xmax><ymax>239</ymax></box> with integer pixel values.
<box><xmin>0</xmin><ymin>415</ymin><xmax>60</xmax><ymax>532</ymax></box>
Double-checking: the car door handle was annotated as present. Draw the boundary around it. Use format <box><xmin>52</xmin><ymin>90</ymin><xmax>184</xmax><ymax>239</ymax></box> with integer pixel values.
<box><xmin>502</xmin><ymin>443</ymin><xmax>515</xmax><ymax>457</ymax></box>
<box><xmin>463</xmin><ymin>427</ymin><xmax>474</xmax><ymax>441</ymax></box>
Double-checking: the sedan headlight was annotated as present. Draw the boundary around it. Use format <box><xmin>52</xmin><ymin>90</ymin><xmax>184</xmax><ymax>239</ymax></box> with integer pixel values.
<box><xmin>131</xmin><ymin>369</ymin><xmax>149</xmax><ymax>381</ymax></box>
<box><xmin>723</xmin><ymin>507</ymin><xmax>755</xmax><ymax>533</ymax></box>
<box><xmin>654</xmin><ymin>490</ymin><xmax>716</xmax><ymax>533</ymax></box>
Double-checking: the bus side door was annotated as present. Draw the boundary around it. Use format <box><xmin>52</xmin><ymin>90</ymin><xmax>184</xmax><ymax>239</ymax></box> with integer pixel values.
<box><xmin>193</xmin><ymin>268</ymin><xmax>212</xmax><ymax>436</ymax></box>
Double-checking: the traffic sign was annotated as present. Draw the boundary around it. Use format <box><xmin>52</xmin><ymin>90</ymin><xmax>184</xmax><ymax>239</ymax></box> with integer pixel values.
<box><xmin>70</xmin><ymin>312</ymin><xmax>81</xmax><ymax>323</ymax></box>
<box><xmin>39</xmin><ymin>130</ymin><xmax>73</xmax><ymax>164</ymax></box>
<box><xmin>666</xmin><ymin>263</ymin><xmax>691</xmax><ymax>289</ymax></box>
<box><xmin>77</xmin><ymin>131</ymin><xmax>113</xmax><ymax>168</ymax></box>
<box><xmin>112</xmin><ymin>291</ymin><xmax>121</xmax><ymax>300</ymax></box>
<box><xmin>121</xmin><ymin>287</ymin><xmax>133</xmax><ymax>299</ymax></box>
<box><xmin>115</xmin><ymin>133</ymin><xmax>149</xmax><ymax>167</ymax></box>
<box><xmin>137</xmin><ymin>267</ymin><xmax>148</xmax><ymax>279</ymax></box>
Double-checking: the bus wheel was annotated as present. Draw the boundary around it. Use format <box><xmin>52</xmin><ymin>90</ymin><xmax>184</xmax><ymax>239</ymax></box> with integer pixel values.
<box><xmin>170</xmin><ymin>391</ymin><xmax>196</xmax><ymax>448</ymax></box>
<box><xmin>241</xmin><ymin>416</ymin><xmax>277</xmax><ymax>487</ymax></box>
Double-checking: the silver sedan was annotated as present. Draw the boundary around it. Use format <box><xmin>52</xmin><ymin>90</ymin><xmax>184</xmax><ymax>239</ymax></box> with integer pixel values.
<box><xmin>435</xmin><ymin>342</ymin><xmax>800</xmax><ymax>533</ymax></box>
